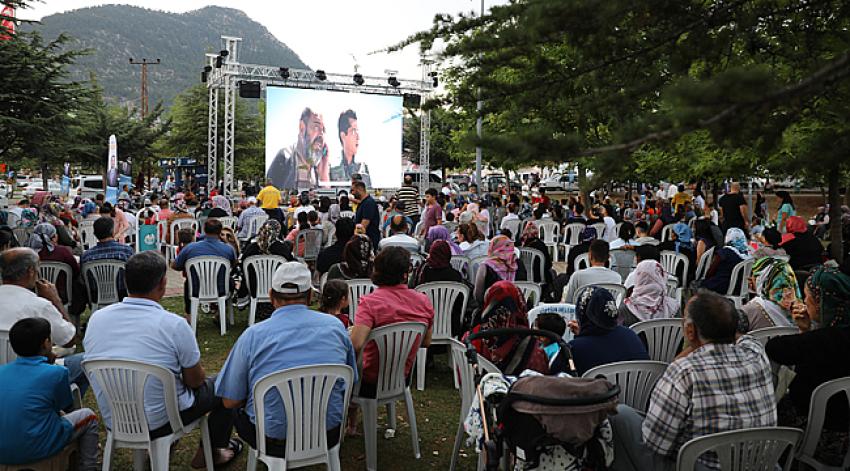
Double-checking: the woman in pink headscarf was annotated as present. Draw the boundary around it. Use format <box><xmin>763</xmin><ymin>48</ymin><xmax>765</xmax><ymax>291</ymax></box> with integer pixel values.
<box><xmin>619</xmin><ymin>260</ymin><xmax>680</xmax><ymax>326</ymax></box>
<box><xmin>473</xmin><ymin>235</ymin><xmax>527</xmax><ymax>303</ymax></box>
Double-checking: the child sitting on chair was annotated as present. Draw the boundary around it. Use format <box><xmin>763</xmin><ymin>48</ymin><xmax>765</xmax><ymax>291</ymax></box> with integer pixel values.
<box><xmin>534</xmin><ymin>312</ymin><xmax>570</xmax><ymax>374</ymax></box>
<box><xmin>320</xmin><ymin>279</ymin><xmax>351</xmax><ymax>329</ymax></box>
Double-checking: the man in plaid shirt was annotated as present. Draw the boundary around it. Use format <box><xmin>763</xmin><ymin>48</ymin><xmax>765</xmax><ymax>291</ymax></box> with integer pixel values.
<box><xmin>610</xmin><ymin>291</ymin><xmax>776</xmax><ymax>471</ymax></box>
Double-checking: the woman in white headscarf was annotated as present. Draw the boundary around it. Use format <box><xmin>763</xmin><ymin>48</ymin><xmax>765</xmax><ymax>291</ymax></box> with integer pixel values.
<box><xmin>618</xmin><ymin>260</ymin><xmax>680</xmax><ymax>326</ymax></box>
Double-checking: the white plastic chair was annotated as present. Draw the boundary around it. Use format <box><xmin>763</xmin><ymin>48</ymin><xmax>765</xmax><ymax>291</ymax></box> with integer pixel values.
<box><xmin>692</xmin><ymin>246</ymin><xmax>715</xmax><ymax>287</ymax></box>
<box><xmin>414</xmin><ymin>282</ymin><xmax>470</xmax><ymax>391</ymax></box>
<box><xmin>660</xmin><ymin>250</ymin><xmax>690</xmax><ymax>289</ymax></box>
<box><xmin>592</xmin><ymin>222</ymin><xmax>607</xmax><ymax>240</ymax></box>
<box><xmin>165</xmin><ymin>219</ymin><xmax>199</xmax><ymax>265</ymax></box>
<box><xmin>215</xmin><ymin>216</ymin><xmax>238</xmax><ymax>231</ymax></box>
<box><xmin>450</xmin><ymin>255</ymin><xmax>470</xmax><ymax>279</ymax></box>
<box><xmin>660</xmin><ymin>224</ymin><xmax>675</xmax><ymax>242</ymax></box>
<box><xmin>346</xmin><ymin>279</ymin><xmax>376</xmax><ymax>324</ymax></box>
<box><xmin>536</xmin><ymin>220</ymin><xmax>560</xmax><ymax>261</ymax></box>
<box><xmin>500</xmin><ymin>219</ymin><xmax>522</xmax><ymax>241</ymax></box>
<box><xmin>185</xmin><ymin>256</ymin><xmax>233</xmax><ymax>335</ymax></box>
<box><xmin>725</xmin><ymin>258</ymin><xmax>754</xmax><ymax>309</ymax></box>
<box><xmin>82</xmin><ymin>359</ymin><xmax>214</xmax><ymax>471</ymax></box>
<box><xmin>573</xmin><ymin>252</ymin><xmax>615</xmax><ymax>272</ymax></box>
<box><xmin>468</xmin><ymin>256</ymin><xmax>488</xmax><ymax>285</ymax></box>
<box><xmin>573</xmin><ymin>282</ymin><xmax>626</xmax><ymax>306</ymax></box>
<box><xmin>749</xmin><ymin>326</ymin><xmax>799</xmax><ymax>347</ymax></box>
<box><xmin>78</xmin><ymin>220</ymin><xmax>97</xmax><ymax>251</ymax></box>
<box><xmin>519</xmin><ymin>247</ymin><xmax>546</xmax><ymax>284</ymax></box>
<box><xmin>0</xmin><ymin>330</ymin><xmax>15</xmax><ymax>365</ymax></box>
<box><xmin>82</xmin><ymin>259</ymin><xmax>126</xmax><ymax>313</ymax></box>
<box><xmin>243</xmin><ymin>255</ymin><xmax>288</xmax><ymax>326</ymax></box>
<box><xmin>582</xmin><ymin>360</ymin><xmax>667</xmax><ymax>412</ymax></box>
<box><xmin>631</xmin><ymin>318</ymin><xmax>684</xmax><ymax>363</ymax></box>
<box><xmin>353</xmin><ymin>322</ymin><xmax>426</xmax><ymax>471</ymax></box>
<box><xmin>610</xmin><ymin>248</ymin><xmax>637</xmax><ymax>283</ymax></box>
<box><xmin>527</xmin><ymin>303</ymin><xmax>576</xmax><ymax>341</ymax></box>
<box><xmin>796</xmin><ymin>376</ymin><xmax>850</xmax><ymax>470</ymax></box>
<box><xmin>339</xmin><ymin>210</ymin><xmax>355</xmax><ymax>220</ymax></box>
<box><xmin>293</xmin><ymin>229</ymin><xmax>323</xmax><ymax>264</ymax></box>
<box><xmin>246</xmin><ymin>364</ymin><xmax>354</xmax><ymax>471</ymax></box>
<box><xmin>514</xmin><ymin>281</ymin><xmax>542</xmax><ymax>308</ymax></box>
<box><xmin>560</xmin><ymin>222</ymin><xmax>586</xmax><ymax>262</ymax></box>
<box><xmin>676</xmin><ymin>427</ymin><xmax>802</xmax><ymax>471</ymax></box>
<box><xmin>244</xmin><ymin>214</ymin><xmax>270</xmax><ymax>241</ymax></box>
<box><xmin>38</xmin><ymin>261</ymin><xmax>73</xmax><ymax>314</ymax></box>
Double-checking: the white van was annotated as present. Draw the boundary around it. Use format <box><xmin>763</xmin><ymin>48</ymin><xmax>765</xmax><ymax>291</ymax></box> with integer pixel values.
<box><xmin>71</xmin><ymin>175</ymin><xmax>105</xmax><ymax>199</ymax></box>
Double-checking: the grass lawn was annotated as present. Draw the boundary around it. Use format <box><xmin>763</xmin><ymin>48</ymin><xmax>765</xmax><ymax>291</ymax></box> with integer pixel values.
<box><xmin>78</xmin><ymin>296</ymin><xmax>478</xmax><ymax>470</ymax></box>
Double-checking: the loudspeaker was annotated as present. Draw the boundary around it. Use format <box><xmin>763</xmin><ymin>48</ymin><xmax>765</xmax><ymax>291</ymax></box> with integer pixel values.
<box><xmin>403</xmin><ymin>93</ymin><xmax>421</xmax><ymax>109</ymax></box>
<box><xmin>239</xmin><ymin>81</ymin><xmax>261</xmax><ymax>98</ymax></box>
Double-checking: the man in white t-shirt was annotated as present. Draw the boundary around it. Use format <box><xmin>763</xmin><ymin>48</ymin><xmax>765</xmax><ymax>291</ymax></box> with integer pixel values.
<box><xmin>561</xmin><ymin>240</ymin><xmax>622</xmax><ymax>303</ymax></box>
<box><xmin>379</xmin><ymin>215</ymin><xmax>420</xmax><ymax>254</ymax></box>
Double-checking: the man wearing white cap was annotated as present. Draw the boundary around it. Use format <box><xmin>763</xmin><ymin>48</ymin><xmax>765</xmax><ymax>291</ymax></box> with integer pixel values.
<box><xmin>216</xmin><ymin>261</ymin><xmax>357</xmax><ymax>457</ymax></box>
<box><xmin>236</xmin><ymin>196</ymin><xmax>265</xmax><ymax>240</ymax></box>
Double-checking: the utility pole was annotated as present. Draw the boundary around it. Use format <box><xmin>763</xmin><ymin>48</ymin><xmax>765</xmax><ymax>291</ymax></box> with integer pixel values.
<box><xmin>129</xmin><ymin>58</ymin><xmax>160</xmax><ymax>119</ymax></box>
<box><xmin>475</xmin><ymin>0</ymin><xmax>484</xmax><ymax>192</ymax></box>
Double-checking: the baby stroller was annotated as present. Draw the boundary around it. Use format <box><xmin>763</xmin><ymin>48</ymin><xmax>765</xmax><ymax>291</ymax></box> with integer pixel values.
<box><xmin>465</xmin><ymin>327</ymin><xmax>620</xmax><ymax>470</ymax></box>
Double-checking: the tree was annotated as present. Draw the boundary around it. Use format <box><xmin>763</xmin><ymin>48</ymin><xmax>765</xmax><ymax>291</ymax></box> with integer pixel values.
<box><xmin>403</xmin><ymin>106</ymin><xmax>473</xmax><ymax>179</ymax></box>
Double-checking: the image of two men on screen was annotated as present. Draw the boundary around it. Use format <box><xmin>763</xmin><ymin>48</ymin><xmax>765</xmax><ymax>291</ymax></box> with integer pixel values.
<box><xmin>267</xmin><ymin>107</ymin><xmax>370</xmax><ymax>190</ymax></box>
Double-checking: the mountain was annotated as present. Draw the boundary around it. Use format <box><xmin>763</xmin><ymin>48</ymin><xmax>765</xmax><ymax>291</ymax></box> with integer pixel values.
<box><xmin>24</xmin><ymin>5</ymin><xmax>309</xmax><ymax>107</ymax></box>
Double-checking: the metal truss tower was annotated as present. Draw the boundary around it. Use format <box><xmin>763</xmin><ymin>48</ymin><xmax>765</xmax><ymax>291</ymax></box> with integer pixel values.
<box><xmin>206</xmin><ymin>53</ymin><xmax>219</xmax><ymax>189</ymax></box>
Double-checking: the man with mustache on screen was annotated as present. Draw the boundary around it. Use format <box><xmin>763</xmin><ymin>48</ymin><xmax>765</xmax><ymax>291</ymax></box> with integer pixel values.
<box><xmin>329</xmin><ymin>109</ymin><xmax>371</xmax><ymax>188</ymax></box>
<box><xmin>267</xmin><ymin>107</ymin><xmax>330</xmax><ymax>190</ymax></box>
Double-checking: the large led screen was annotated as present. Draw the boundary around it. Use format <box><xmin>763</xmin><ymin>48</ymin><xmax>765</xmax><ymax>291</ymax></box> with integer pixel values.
<box><xmin>265</xmin><ymin>86</ymin><xmax>403</xmax><ymax>190</ymax></box>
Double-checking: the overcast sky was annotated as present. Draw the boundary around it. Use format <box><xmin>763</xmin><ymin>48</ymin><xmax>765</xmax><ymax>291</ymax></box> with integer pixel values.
<box><xmin>21</xmin><ymin>0</ymin><xmax>506</xmax><ymax>80</ymax></box>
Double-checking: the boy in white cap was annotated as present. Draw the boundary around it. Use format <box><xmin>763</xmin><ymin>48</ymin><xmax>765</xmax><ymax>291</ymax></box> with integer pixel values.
<box><xmin>216</xmin><ymin>261</ymin><xmax>357</xmax><ymax>456</ymax></box>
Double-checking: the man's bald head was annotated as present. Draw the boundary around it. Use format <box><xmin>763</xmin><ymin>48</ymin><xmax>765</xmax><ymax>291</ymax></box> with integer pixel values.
<box><xmin>390</xmin><ymin>214</ymin><xmax>408</xmax><ymax>234</ymax></box>
<box><xmin>731</xmin><ymin>182</ymin><xmax>741</xmax><ymax>192</ymax></box>
<box><xmin>0</xmin><ymin>247</ymin><xmax>39</xmax><ymax>286</ymax></box>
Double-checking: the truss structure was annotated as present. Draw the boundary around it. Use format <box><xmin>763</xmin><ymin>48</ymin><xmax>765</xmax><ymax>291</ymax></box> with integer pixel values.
<box><xmin>205</xmin><ymin>35</ymin><xmax>434</xmax><ymax>197</ymax></box>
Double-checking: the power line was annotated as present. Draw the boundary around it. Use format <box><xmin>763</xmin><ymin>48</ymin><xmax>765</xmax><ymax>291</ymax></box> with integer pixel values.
<box><xmin>129</xmin><ymin>58</ymin><xmax>161</xmax><ymax>119</ymax></box>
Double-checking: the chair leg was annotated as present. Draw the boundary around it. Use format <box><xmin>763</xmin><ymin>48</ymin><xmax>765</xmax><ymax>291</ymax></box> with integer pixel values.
<box><xmin>228</xmin><ymin>296</ymin><xmax>234</xmax><ymax>325</ymax></box>
<box><xmin>131</xmin><ymin>449</ymin><xmax>145</xmax><ymax>471</ymax></box>
<box><xmin>246</xmin><ymin>446</ymin><xmax>258</xmax><ymax>471</ymax></box>
<box><xmin>328</xmin><ymin>444</ymin><xmax>342</xmax><ymax>471</ymax></box>
<box><xmin>416</xmin><ymin>347</ymin><xmax>427</xmax><ymax>391</ymax></box>
<box><xmin>387</xmin><ymin>402</ymin><xmax>397</xmax><ymax>431</ymax></box>
<box><xmin>190</xmin><ymin>299</ymin><xmax>199</xmax><ymax>333</ymax></box>
<box><xmin>451</xmin><ymin>352</ymin><xmax>459</xmax><ymax>389</ymax></box>
<box><xmin>218</xmin><ymin>298</ymin><xmax>226</xmax><ymax>336</ymax></box>
<box><xmin>449</xmin><ymin>421</ymin><xmax>464</xmax><ymax>471</ymax></box>
<box><xmin>149</xmin><ymin>438</ymin><xmax>172</xmax><ymax>471</ymax></box>
<box><xmin>404</xmin><ymin>388</ymin><xmax>421</xmax><ymax>459</ymax></box>
<box><xmin>200</xmin><ymin>416</ymin><xmax>214</xmax><ymax>471</ymax></box>
<box><xmin>102</xmin><ymin>433</ymin><xmax>114</xmax><ymax>471</ymax></box>
<box><xmin>362</xmin><ymin>400</ymin><xmax>379</xmax><ymax>471</ymax></box>
<box><xmin>249</xmin><ymin>299</ymin><xmax>257</xmax><ymax>326</ymax></box>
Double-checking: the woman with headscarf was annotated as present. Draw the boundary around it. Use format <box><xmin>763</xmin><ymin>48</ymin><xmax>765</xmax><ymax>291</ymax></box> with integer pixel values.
<box><xmin>466</xmin><ymin>281</ymin><xmax>549</xmax><ymax>375</ymax></box>
<box><xmin>473</xmin><ymin>235</ymin><xmax>527</xmax><ymax>304</ymax></box>
<box><xmin>327</xmin><ymin>235</ymin><xmax>374</xmax><ymax>281</ymax></box>
<box><xmin>41</xmin><ymin>203</ymin><xmax>78</xmax><ymax>248</ymax></box>
<box><xmin>236</xmin><ymin>219</ymin><xmax>293</xmax><ymax>305</ymax></box>
<box><xmin>618</xmin><ymin>260</ymin><xmax>680</xmax><ymax>326</ymax></box>
<box><xmin>79</xmin><ymin>199</ymin><xmax>99</xmax><ymax>221</ymax></box>
<box><xmin>700</xmin><ymin>227</ymin><xmax>751</xmax><ymax>294</ymax></box>
<box><xmin>567</xmin><ymin>286</ymin><xmax>649</xmax><ymax>376</ymax></box>
<box><xmin>208</xmin><ymin>195</ymin><xmax>232</xmax><ymax>218</ymax></box>
<box><xmin>741</xmin><ymin>257</ymin><xmax>799</xmax><ymax>331</ymax></box>
<box><xmin>753</xmin><ymin>227</ymin><xmax>787</xmax><ymax>259</ymax></box>
<box><xmin>412</xmin><ymin>240</ymin><xmax>467</xmax><ymax>335</ymax></box>
<box><xmin>26</xmin><ymin>223</ymin><xmax>87</xmax><ymax>318</ymax></box>
<box><xmin>426</xmin><ymin>225</ymin><xmax>462</xmax><ymax>255</ymax></box>
<box><xmin>780</xmin><ymin>215</ymin><xmax>823</xmax><ymax>270</ymax></box>
<box><xmin>520</xmin><ymin>221</ymin><xmax>553</xmax><ymax>284</ymax></box>
<box><xmin>767</xmin><ymin>266</ymin><xmax>850</xmax><ymax>430</ymax></box>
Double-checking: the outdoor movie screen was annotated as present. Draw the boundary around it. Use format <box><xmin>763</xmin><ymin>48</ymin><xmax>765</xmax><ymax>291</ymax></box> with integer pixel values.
<box><xmin>265</xmin><ymin>86</ymin><xmax>403</xmax><ymax>190</ymax></box>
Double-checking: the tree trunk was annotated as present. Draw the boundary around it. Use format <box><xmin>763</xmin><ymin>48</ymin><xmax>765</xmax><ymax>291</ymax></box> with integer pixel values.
<box><xmin>41</xmin><ymin>158</ymin><xmax>48</xmax><ymax>190</ymax></box>
<box><xmin>829</xmin><ymin>171</ymin><xmax>843</xmax><ymax>263</ymax></box>
<box><xmin>577</xmin><ymin>164</ymin><xmax>590</xmax><ymax>218</ymax></box>
<box><xmin>844</xmin><ymin>177</ymin><xmax>850</xmax><ymax>207</ymax></box>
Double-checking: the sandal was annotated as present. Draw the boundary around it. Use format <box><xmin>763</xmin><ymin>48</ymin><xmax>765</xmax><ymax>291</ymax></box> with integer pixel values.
<box><xmin>190</xmin><ymin>438</ymin><xmax>244</xmax><ymax>469</ymax></box>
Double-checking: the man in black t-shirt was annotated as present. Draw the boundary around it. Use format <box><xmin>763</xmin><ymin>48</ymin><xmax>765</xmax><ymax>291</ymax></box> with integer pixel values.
<box><xmin>352</xmin><ymin>181</ymin><xmax>381</xmax><ymax>251</ymax></box>
<box><xmin>718</xmin><ymin>182</ymin><xmax>749</xmax><ymax>234</ymax></box>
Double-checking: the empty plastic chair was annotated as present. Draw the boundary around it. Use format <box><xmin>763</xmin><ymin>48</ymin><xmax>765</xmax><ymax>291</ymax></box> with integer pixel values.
<box><xmin>660</xmin><ymin>250</ymin><xmax>690</xmax><ymax>289</ymax></box>
<box><xmin>631</xmin><ymin>318</ymin><xmax>684</xmax><ymax>363</ymax></box>
<box><xmin>414</xmin><ymin>282</ymin><xmax>470</xmax><ymax>390</ymax></box>
<box><xmin>82</xmin><ymin>259</ymin><xmax>126</xmax><ymax>313</ymax></box>
<box><xmin>796</xmin><ymin>376</ymin><xmax>850</xmax><ymax>470</ymax></box>
<box><xmin>676</xmin><ymin>427</ymin><xmax>802</xmax><ymax>471</ymax></box>
<box><xmin>246</xmin><ymin>364</ymin><xmax>354</xmax><ymax>471</ymax></box>
<box><xmin>582</xmin><ymin>360</ymin><xmax>667</xmax><ymax>412</ymax></box>
<box><xmin>725</xmin><ymin>258</ymin><xmax>754</xmax><ymax>309</ymax></box>
<box><xmin>518</xmin><ymin>247</ymin><xmax>546</xmax><ymax>284</ymax></box>
<box><xmin>345</xmin><ymin>279</ymin><xmax>376</xmax><ymax>324</ymax></box>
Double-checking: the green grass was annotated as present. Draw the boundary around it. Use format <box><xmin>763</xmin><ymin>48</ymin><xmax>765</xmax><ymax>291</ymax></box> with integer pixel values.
<box><xmin>79</xmin><ymin>297</ymin><xmax>478</xmax><ymax>470</ymax></box>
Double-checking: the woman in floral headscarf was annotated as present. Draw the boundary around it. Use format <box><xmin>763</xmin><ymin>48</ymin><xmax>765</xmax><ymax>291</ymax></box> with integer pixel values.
<box><xmin>568</xmin><ymin>286</ymin><xmax>648</xmax><ymax>376</ymax></box>
<box><xmin>473</xmin><ymin>235</ymin><xmax>527</xmax><ymax>304</ymax></box>
<box><xmin>26</xmin><ymin>223</ymin><xmax>87</xmax><ymax>318</ymax></box>
<box><xmin>209</xmin><ymin>195</ymin><xmax>232</xmax><ymax>218</ymax></box>
<box><xmin>701</xmin><ymin>227</ymin><xmax>751</xmax><ymax>294</ymax></box>
<box><xmin>41</xmin><ymin>202</ymin><xmax>77</xmax><ymax>248</ymax></box>
<box><xmin>236</xmin><ymin>219</ymin><xmax>293</xmax><ymax>305</ymax></box>
<box><xmin>327</xmin><ymin>235</ymin><xmax>374</xmax><ymax>281</ymax></box>
<box><xmin>741</xmin><ymin>257</ymin><xmax>799</xmax><ymax>331</ymax></box>
<box><xmin>520</xmin><ymin>221</ymin><xmax>553</xmax><ymax>284</ymax></box>
<box><xmin>767</xmin><ymin>266</ymin><xmax>850</xmax><ymax>430</ymax></box>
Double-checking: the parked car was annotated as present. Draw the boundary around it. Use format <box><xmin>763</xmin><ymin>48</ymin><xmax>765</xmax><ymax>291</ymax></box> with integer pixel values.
<box><xmin>70</xmin><ymin>175</ymin><xmax>105</xmax><ymax>199</ymax></box>
<box><xmin>447</xmin><ymin>174</ymin><xmax>470</xmax><ymax>191</ymax></box>
<box><xmin>24</xmin><ymin>180</ymin><xmax>62</xmax><ymax>196</ymax></box>
<box><xmin>404</xmin><ymin>172</ymin><xmax>442</xmax><ymax>191</ymax></box>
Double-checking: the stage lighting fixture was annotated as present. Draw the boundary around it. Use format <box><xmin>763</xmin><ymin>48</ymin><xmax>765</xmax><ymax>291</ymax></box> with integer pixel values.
<box><xmin>429</xmin><ymin>71</ymin><xmax>438</xmax><ymax>87</ymax></box>
<box><xmin>219</xmin><ymin>50</ymin><xmax>229</xmax><ymax>57</ymax></box>
<box><xmin>215</xmin><ymin>56</ymin><xmax>223</xmax><ymax>68</ymax></box>
<box><xmin>279</xmin><ymin>67</ymin><xmax>290</xmax><ymax>79</ymax></box>
<box><xmin>387</xmin><ymin>76</ymin><xmax>400</xmax><ymax>88</ymax></box>
<box><xmin>204</xmin><ymin>65</ymin><xmax>212</xmax><ymax>73</ymax></box>
<box><xmin>315</xmin><ymin>70</ymin><xmax>327</xmax><ymax>81</ymax></box>
<box><xmin>201</xmin><ymin>71</ymin><xmax>207</xmax><ymax>83</ymax></box>
<box><xmin>353</xmin><ymin>73</ymin><xmax>364</xmax><ymax>85</ymax></box>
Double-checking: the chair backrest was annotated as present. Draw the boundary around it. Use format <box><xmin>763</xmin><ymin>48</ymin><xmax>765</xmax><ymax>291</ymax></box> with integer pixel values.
<box><xmin>449</xmin><ymin>339</ymin><xmax>476</xmax><ymax>415</ymax></box>
<box><xmin>243</xmin><ymin>255</ymin><xmax>288</xmax><ymax>304</ymax></box>
<box><xmin>215</xmin><ymin>216</ymin><xmax>238</xmax><ymax>231</ymax></box>
<box><xmin>450</xmin><ymin>255</ymin><xmax>470</xmax><ymax>278</ymax></box>
<box><xmin>442</xmin><ymin>221</ymin><xmax>458</xmax><ymax>234</ymax></box>
<box><xmin>82</xmin><ymin>359</ymin><xmax>185</xmax><ymax>444</ymax></box>
<box><xmin>360</xmin><ymin>322</ymin><xmax>427</xmax><ymax>399</ymax></box>
<box><xmin>676</xmin><ymin>427</ymin><xmax>802</xmax><ymax>471</ymax></box>
<box><xmin>564</xmin><ymin>223</ymin><xmax>586</xmax><ymax>246</ymax></box>
<box><xmin>12</xmin><ymin>225</ymin><xmax>29</xmax><ymax>247</ymax></box>
<box><xmin>252</xmin><ymin>364</ymin><xmax>354</xmax><ymax>466</ymax></box>
<box><xmin>610</xmin><ymin>248</ymin><xmax>637</xmax><ymax>282</ymax></box>
<box><xmin>592</xmin><ymin>222</ymin><xmax>607</xmax><ymax>240</ymax></box>
<box><xmin>82</xmin><ymin>260</ymin><xmax>126</xmax><ymax>309</ymax></box>
<box><xmin>518</xmin><ymin>247</ymin><xmax>546</xmax><ymax>283</ymax></box>
<box><xmin>294</xmin><ymin>228</ymin><xmax>323</xmax><ymax>262</ymax></box>
<box><xmin>694</xmin><ymin>246</ymin><xmax>715</xmax><ymax>282</ymax></box>
<box><xmin>574</xmin><ymin>252</ymin><xmax>614</xmax><ymax>272</ymax></box>
<box><xmin>38</xmin><ymin>261</ymin><xmax>72</xmax><ymax>306</ymax></box>
<box><xmin>79</xmin><ymin>220</ymin><xmax>97</xmax><ymax>250</ymax></box>
<box><xmin>346</xmin><ymin>279</ymin><xmax>376</xmax><ymax>322</ymax></box>
<box><xmin>527</xmin><ymin>303</ymin><xmax>577</xmax><ymax>341</ymax></box>
<box><xmin>798</xmin><ymin>376</ymin><xmax>850</xmax><ymax>469</ymax></box>
<box><xmin>415</xmin><ymin>282</ymin><xmax>470</xmax><ymax>341</ymax></box>
<box><xmin>575</xmin><ymin>282</ymin><xmax>626</xmax><ymax>306</ymax></box>
<box><xmin>340</xmin><ymin>210</ymin><xmax>355</xmax><ymax>220</ymax></box>
<box><xmin>660</xmin><ymin>250</ymin><xmax>690</xmax><ymax>288</ymax></box>
<box><xmin>247</xmin><ymin>214</ymin><xmax>269</xmax><ymax>239</ymax></box>
<box><xmin>0</xmin><ymin>330</ymin><xmax>15</xmax><ymax>365</ymax></box>
<box><xmin>468</xmin><ymin>256</ymin><xmax>488</xmax><ymax>284</ymax></box>
<box><xmin>725</xmin><ymin>258</ymin><xmax>754</xmax><ymax>297</ymax></box>
<box><xmin>501</xmin><ymin>219</ymin><xmax>522</xmax><ymax>241</ymax></box>
<box><xmin>169</xmin><ymin>219</ymin><xmax>199</xmax><ymax>247</ymax></box>
<box><xmin>536</xmin><ymin>220</ymin><xmax>560</xmax><ymax>244</ymax></box>
<box><xmin>582</xmin><ymin>360</ymin><xmax>667</xmax><ymax>412</ymax></box>
<box><xmin>514</xmin><ymin>281</ymin><xmax>542</xmax><ymax>308</ymax></box>
<box><xmin>185</xmin><ymin>256</ymin><xmax>231</xmax><ymax>300</ymax></box>
<box><xmin>631</xmin><ymin>318</ymin><xmax>684</xmax><ymax>363</ymax></box>
<box><xmin>661</xmin><ymin>224</ymin><xmax>675</xmax><ymax>242</ymax></box>
<box><xmin>748</xmin><ymin>326</ymin><xmax>799</xmax><ymax>347</ymax></box>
